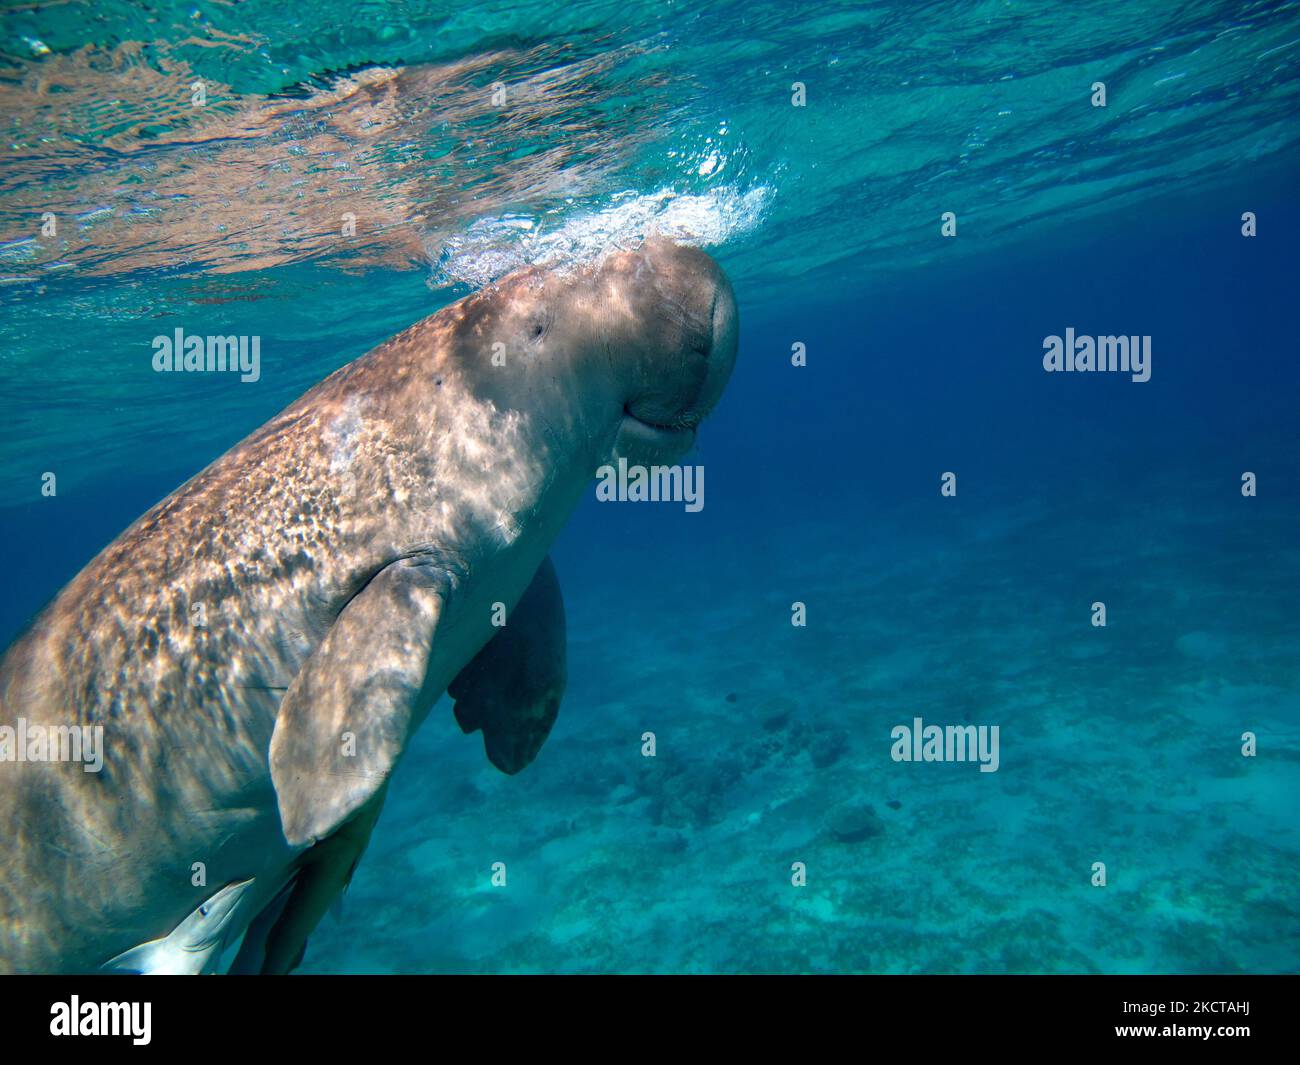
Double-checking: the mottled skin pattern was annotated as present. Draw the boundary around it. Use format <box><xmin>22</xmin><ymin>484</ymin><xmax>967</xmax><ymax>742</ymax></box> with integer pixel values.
<box><xmin>0</xmin><ymin>239</ymin><xmax>738</xmax><ymax>973</ymax></box>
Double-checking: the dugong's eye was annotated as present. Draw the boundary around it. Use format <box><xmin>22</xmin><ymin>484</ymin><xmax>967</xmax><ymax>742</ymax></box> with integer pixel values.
<box><xmin>529</xmin><ymin>308</ymin><xmax>551</xmax><ymax>342</ymax></box>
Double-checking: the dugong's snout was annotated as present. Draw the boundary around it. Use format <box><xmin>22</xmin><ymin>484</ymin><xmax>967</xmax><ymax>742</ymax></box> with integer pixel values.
<box><xmin>692</xmin><ymin>246</ymin><xmax>741</xmax><ymax>413</ymax></box>
<box><xmin>610</xmin><ymin>239</ymin><xmax>739</xmax><ymax>460</ymax></box>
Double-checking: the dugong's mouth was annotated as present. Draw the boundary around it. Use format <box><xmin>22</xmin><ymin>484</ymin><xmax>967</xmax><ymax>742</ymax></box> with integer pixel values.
<box><xmin>619</xmin><ymin>404</ymin><xmax>698</xmax><ymax>458</ymax></box>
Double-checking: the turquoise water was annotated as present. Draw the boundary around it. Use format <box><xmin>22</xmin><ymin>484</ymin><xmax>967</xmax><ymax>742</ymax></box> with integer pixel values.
<box><xmin>1</xmin><ymin>2</ymin><xmax>1298</xmax><ymax>972</ymax></box>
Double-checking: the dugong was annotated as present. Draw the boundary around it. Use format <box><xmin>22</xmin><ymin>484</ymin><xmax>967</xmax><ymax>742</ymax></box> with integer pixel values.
<box><xmin>0</xmin><ymin>239</ymin><xmax>738</xmax><ymax>974</ymax></box>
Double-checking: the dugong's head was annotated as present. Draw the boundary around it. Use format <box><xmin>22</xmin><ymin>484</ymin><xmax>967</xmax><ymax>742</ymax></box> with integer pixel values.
<box><xmin>589</xmin><ymin>237</ymin><xmax>740</xmax><ymax>463</ymax></box>
<box><xmin>462</xmin><ymin>237</ymin><xmax>739</xmax><ymax>470</ymax></box>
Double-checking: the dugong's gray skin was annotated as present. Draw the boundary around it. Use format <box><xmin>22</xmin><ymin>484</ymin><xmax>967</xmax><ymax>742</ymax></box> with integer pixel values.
<box><xmin>0</xmin><ymin>239</ymin><xmax>739</xmax><ymax>974</ymax></box>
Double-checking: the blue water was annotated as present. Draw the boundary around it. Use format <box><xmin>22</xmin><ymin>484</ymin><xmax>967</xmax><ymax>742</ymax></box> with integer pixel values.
<box><xmin>1</xmin><ymin>1</ymin><xmax>1298</xmax><ymax>973</ymax></box>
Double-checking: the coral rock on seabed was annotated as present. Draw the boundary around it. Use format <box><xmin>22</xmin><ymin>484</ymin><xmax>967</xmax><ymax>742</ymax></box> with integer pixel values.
<box><xmin>826</xmin><ymin>802</ymin><xmax>885</xmax><ymax>843</ymax></box>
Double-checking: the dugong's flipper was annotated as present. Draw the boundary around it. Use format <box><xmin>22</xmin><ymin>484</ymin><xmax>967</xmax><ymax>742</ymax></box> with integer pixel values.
<box><xmin>270</xmin><ymin>559</ymin><xmax>451</xmax><ymax>848</ymax></box>
<box><xmin>226</xmin><ymin>878</ymin><xmax>296</xmax><ymax>975</ymax></box>
<box><xmin>261</xmin><ymin>557</ymin><xmax>453</xmax><ymax>972</ymax></box>
<box><xmin>232</xmin><ymin>788</ymin><xmax>386</xmax><ymax>975</ymax></box>
<box><xmin>449</xmin><ymin>554</ymin><xmax>566</xmax><ymax>774</ymax></box>
<box><xmin>103</xmin><ymin>878</ymin><xmax>255</xmax><ymax>974</ymax></box>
